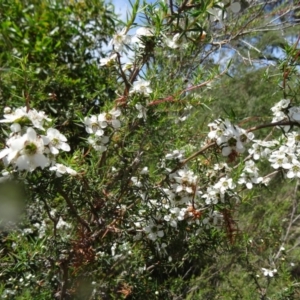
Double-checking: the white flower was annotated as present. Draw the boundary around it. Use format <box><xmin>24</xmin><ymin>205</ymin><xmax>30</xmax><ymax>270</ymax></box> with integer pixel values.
<box><xmin>261</xmin><ymin>268</ymin><xmax>277</xmax><ymax>277</ymax></box>
<box><xmin>164</xmin><ymin>207</ymin><xmax>181</xmax><ymax>227</ymax></box>
<box><xmin>0</xmin><ymin>106</ymin><xmax>51</xmax><ymax>131</ymax></box>
<box><xmin>144</xmin><ymin>220</ymin><xmax>164</xmax><ymax>241</ymax></box>
<box><xmin>286</xmin><ymin>132</ymin><xmax>300</xmax><ymax>147</ymax></box>
<box><xmin>130</xmin><ymin>80</ymin><xmax>152</xmax><ymax>96</ymax></box>
<box><xmin>0</xmin><ymin>106</ymin><xmax>28</xmax><ymax>123</ymax></box>
<box><xmin>110</xmin><ymin>28</ymin><xmax>131</xmax><ymax>52</ymax></box>
<box><xmin>172</xmin><ymin>169</ymin><xmax>198</xmax><ymax>194</ymax></box>
<box><xmin>98</xmin><ymin>112</ymin><xmax>110</xmax><ymax>127</ymax></box>
<box><xmin>238</xmin><ymin>174</ymin><xmax>263</xmax><ymax>189</ymax></box>
<box><xmin>269</xmin><ymin>146</ymin><xmax>293</xmax><ymax>169</ymax></box>
<box><xmin>88</xmin><ymin>135</ymin><xmax>109</xmax><ymax>152</ymax></box>
<box><xmin>27</xmin><ymin>109</ymin><xmax>51</xmax><ymax>130</ymax></box>
<box><xmin>224</xmin><ymin>130</ymin><xmax>253</xmax><ymax>156</ymax></box>
<box><xmin>286</xmin><ymin>159</ymin><xmax>300</xmax><ymax>178</ymax></box>
<box><xmin>136</xmin><ymin>27</ymin><xmax>154</xmax><ymax>37</ymax></box>
<box><xmin>135</xmin><ymin>103</ymin><xmax>147</xmax><ymax>120</ymax></box>
<box><xmin>49</xmin><ymin>163</ymin><xmax>77</xmax><ymax>177</ymax></box>
<box><xmin>165</xmin><ymin>149</ymin><xmax>185</xmax><ymax>161</ymax></box>
<box><xmin>4</xmin><ymin>107</ymin><xmax>11</xmax><ymax>114</ymax></box>
<box><xmin>84</xmin><ymin>115</ymin><xmax>107</xmax><ymax>136</ymax></box>
<box><xmin>271</xmin><ymin>99</ymin><xmax>291</xmax><ymax>123</ymax></box>
<box><xmin>249</xmin><ymin>140</ymin><xmax>277</xmax><ymax>160</ymax></box>
<box><xmin>107</xmin><ymin>108</ymin><xmax>122</xmax><ymax>129</ymax></box>
<box><xmin>238</xmin><ymin>160</ymin><xmax>263</xmax><ymax>189</ymax></box>
<box><xmin>214</xmin><ymin>162</ymin><xmax>231</xmax><ymax>172</ymax></box>
<box><xmin>202</xmin><ymin>186</ymin><xmax>219</xmax><ymax>205</ymax></box>
<box><xmin>132</xmin><ymin>27</ymin><xmax>154</xmax><ymax>48</ymax></box>
<box><xmin>100</xmin><ymin>53</ymin><xmax>117</xmax><ymax>66</ymax></box>
<box><xmin>214</xmin><ymin>177</ymin><xmax>236</xmax><ymax>194</ymax></box>
<box><xmin>0</xmin><ymin>127</ymin><xmax>49</xmax><ymax>171</ymax></box>
<box><xmin>131</xmin><ymin>176</ymin><xmax>142</xmax><ymax>187</ymax></box>
<box><xmin>244</xmin><ymin>160</ymin><xmax>259</xmax><ymax>173</ymax></box>
<box><xmin>165</xmin><ymin>33</ymin><xmax>181</xmax><ymax>49</ymax></box>
<box><xmin>56</xmin><ymin>217</ymin><xmax>71</xmax><ymax>229</ymax></box>
<box><xmin>270</xmin><ymin>156</ymin><xmax>292</xmax><ymax>169</ymax></box>
<box><xmin>271</xmin><ymin>99</ymin><xmax>290</xmax><ymax>115</ymax></box>
<box><xmin>10</xmin><ymin>123</ymin><xmax>22</xmax><ymax>133</ymax></box>
<box><xmin>207</xmin><ymin>119</ymin><xmax>225</xmax><ymax>140</ymax></box>
<box><xmin>140</xmin><ymin>166</ymin><xmax>149</xmax><ymax>175</ymax></box>
<box><xmin>85</xmin><ymin>109</ymin><xmax>122</xmax><ymax>133</ymax></box>
<box><xmin>111</xmin><ymin>243</ymin><xmax>117</xmax><ymax>256</ymax></box>
<box><xmin>208</xmin><ymin>119</ymin><xmax>254</xmax><ymax>157</ymax></box>
<box><xmin>45</xmin><ymin>128</ymin><xmax>70</xmax><ymax>155</ymax></box>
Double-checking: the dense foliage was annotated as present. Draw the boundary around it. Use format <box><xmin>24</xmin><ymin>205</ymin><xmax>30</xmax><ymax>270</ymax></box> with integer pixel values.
<box><xmin>0</xmin><ymin>0</ymin><xmax>300</xmax><ymax>299</ymax></box>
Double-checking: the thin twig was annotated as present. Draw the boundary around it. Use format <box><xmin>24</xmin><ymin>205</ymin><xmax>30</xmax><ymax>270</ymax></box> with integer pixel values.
<box><xmin>57</xmin><ymin>187</ymin><xmax>91</xmax><ymax>232</ymax></box>
<box><xmin>274</xmin><ymin>179</ymin><xmax>300</xmax><ymax>260</ymax></box>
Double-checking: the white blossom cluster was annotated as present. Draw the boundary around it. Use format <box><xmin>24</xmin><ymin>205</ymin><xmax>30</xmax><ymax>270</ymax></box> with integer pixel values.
<box><xmin>248</xmin><ymin>140</ymin><xmax>277</xmax><ymax>161</ymax></box>
<box><xmin>129</xmin><ymin>160</ymin><xmax>198</xmax><ymax>241</ymax></box>
<box><xmin>244</xmin><ymin>100</ymin><xmax>300</xmax><ymax>179</ymax></box>
<box><xmin>269</xmin><ymin>101</ymin><xmax>300</xmax><ymax>177</ymax></box>
<box><xmin>135</xmin><ymin>103</ymin><xmax>148</xmax><ymax>120</ymax></box>
<box><xmin>2</xmin><ymin>272</ymin><xmax>37</xmax><ymax>298</ymax></box>
<box><xmin>143</xmin><ymin>218</ymin><xmax>165</xmax><ymax>241</ymax></box>
<box><xmin>105</xmin><ymin>26</ymin><xmax>154</xmax><ymax>58</ymax></box>
<box><xmin>202</xmin><ymin>176</ymin><xmax>237</xmax><ymax>205</ymax></box>
<box><xmin>261</xmin><ymin>267</ymin><xmax>277</xmax><ymax>277</ymax></box>
<box><xmin>201</xmin><ymin>163</ymin><xmax>238</xmax><ymax>204</ymax></box>
<box><xmin>84</xmin><ymin>107</ymin><xmax>121</xmax><ymax>152</ymax></box>
<box><xmin>271</xmin><ymin>99</ymin><xmax>300</xmax><ymax>124</ymax></box>
<box><xmin>92</xmin><ymin>99</ymin><xmax>300</xmax><ymax>246</ymax></box>
<box><xmin>271</xmin><ymin>98</ymin><xmax>300</xmax><ymax>140</ymax></box>
<box><xmin>127</xmin><ymin>80</ymin><xmax>153</xmax><ymax>121</ymax></box>
<box><xmin>208</xmin><ymin>119</ymin><xmax>254</xmax><ymax>156</ymax></box>
<box><xmin>106</xmin><ymin>24</ymin><xmax>192</xmax><ymax>59</ymax></box>
<box><xmin>130</xmin><ymin>152</ymin><xmax>232</xmax><ymax>242</ymax></box>
<box><xmin>268</xmin><ymin>140</ymin><xmax>300</xmax><ymax>179</ymax></box>
<box><xmin>137</xmin><ymin>164</ymin><xmax>228</xmax><ymax>242</ymax></box>
<box><xmin>129</xmin><ymin>175</ymin><xmax>166</xmax><ymax>242</ymax></box>
<box><xmin>0</xmin><ymin>106</ymin><xmax>76</xmax><ymax>175</ymax></box>
<box><xmin>111</xmin><ymin>241</ymin><xmax>132</xmax><ymax>260</ymax></box>
<box><xmin>167</xmin><ymin>167</ymin><xmax>224</xmax><ymax>229</ymax></box>
<box><xmin>165</xmin><ymin>149</ymin><xmax>185</xmax><ymax>162</ymax></box>
<box><xmin>238</xmin><ymin>160</ymin><xmax>263</xmax><ymax>189</ymax></box>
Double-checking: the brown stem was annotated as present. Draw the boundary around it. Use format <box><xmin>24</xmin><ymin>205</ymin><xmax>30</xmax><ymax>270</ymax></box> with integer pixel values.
<box><xmin>170</xmin><ymin>142</ymin><xmax>215</xmax><ymax>174</ymax></box>
<box><xmin>57</xmin><ymin>187</ymin><xmax>91</xmax><ymax>232</ymax></box>
<box><xmin>246</xmin><ymin>120</ymin><xmax>300</xmax><ymax>132</ymax></box>
<box><xmin>59</xmin><ymin>258</ymin><xmax>70</xmax><ymax>300</ymax></box>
